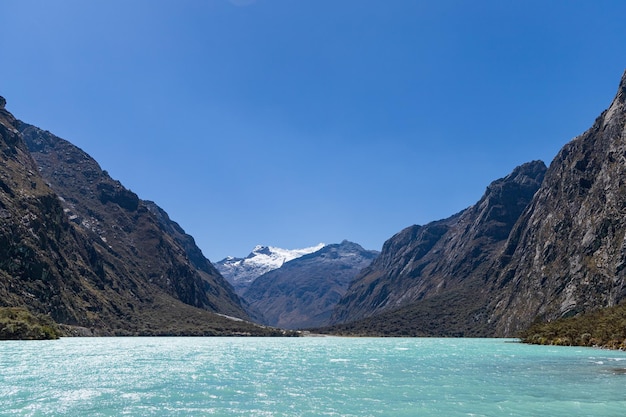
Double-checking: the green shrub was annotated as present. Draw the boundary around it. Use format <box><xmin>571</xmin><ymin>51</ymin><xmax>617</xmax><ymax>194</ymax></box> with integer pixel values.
<box><xmin>519</xmin><ymin>303</ymin><xmax>626</xmax><ymax>349</ymax></box>
<box><xmin>0</xmin><ymin>307</ymin><xmax>61</xmax><ymax>340</ymax></box>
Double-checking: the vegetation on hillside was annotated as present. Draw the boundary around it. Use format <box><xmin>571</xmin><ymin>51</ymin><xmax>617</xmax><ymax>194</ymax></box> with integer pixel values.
<box><xmin>519</xmin><ymin>303</ymin><xmax>626</xmax><ymax>349</ymax></box>
<box><xmin>98</xmin><ymin>294</ymin><xmax>299</xmax><ymax>337</ymax></box>
<box><xmin>316</xmin><ymin>286</ymin><xmax>492</xmax><ymax>337</ymax></box>
<box><xmin>0</xmin><ymin>307</ymin><xmax>62</xmax><ymax>340</ymax></box>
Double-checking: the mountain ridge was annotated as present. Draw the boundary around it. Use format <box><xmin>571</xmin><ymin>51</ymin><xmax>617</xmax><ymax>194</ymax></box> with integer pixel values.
<box><xmin>243</xmin><ymin>240</ymin><xmax>378</xmax><ymax>329</ymax></box>
<box><xmin>487</xmin><ymin>69</ymin><xmax>626</xmax><ymax>336</ymax></box>
<box><xmin>330</xmin><ymin>160</ymin><xmax>547</xmax><ymax>330</ymax></box>
<box><xmin>215</xmin><ymin>243</ymin><xmax>325</xmax><ymax>294</ymax></box>
<box><xmin>327</xmin><ymin>69</ymin><xmax>626</xmax><ymax>337</ymax></box>
<box><xmin>0</xmin><ymin>96</ymin><xmax>291</xmax><ymax>336</ymax></box>
<box><xmin>19</xmin><ymin>121</ymin><xmax>248</xmax><ymax>319</ymax></box>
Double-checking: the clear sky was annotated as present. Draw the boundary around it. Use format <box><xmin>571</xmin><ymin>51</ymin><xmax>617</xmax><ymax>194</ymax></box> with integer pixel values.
<box><xmin>1</xmin><ymin>1</ymin><xmax>626</xmax><ymax>261</ymax></box>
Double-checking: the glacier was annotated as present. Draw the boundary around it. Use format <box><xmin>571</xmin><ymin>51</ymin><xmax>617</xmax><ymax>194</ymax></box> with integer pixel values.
<box><xmin>214</xmin><ymin>243</ymin><xmax>325</xmax><ymax>293</ymax></box>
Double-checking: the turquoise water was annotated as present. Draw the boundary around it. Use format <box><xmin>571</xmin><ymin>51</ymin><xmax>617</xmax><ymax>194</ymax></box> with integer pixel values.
<box><xmin>1</xmin><ymin>337</ymin><xmax>626</xmax><ymax>416</ymax></box>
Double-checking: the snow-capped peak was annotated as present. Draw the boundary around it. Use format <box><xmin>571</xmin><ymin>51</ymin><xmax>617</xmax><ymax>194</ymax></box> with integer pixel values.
<box><xmin>249</xmin><ymin>243</ymin><xmax>325</xmax><ymax>267</ymax></box>
<box><xmin>215</xmin><ymin>243</ymin><xmax>325</xmax><ymax>293</ymax></box>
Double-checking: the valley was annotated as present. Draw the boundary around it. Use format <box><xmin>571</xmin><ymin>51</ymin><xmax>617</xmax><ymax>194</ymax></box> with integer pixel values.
<box><xmin>2</xmin><ymin>70</ymin><xmax>626</xmax><ymax>342</ymax></box>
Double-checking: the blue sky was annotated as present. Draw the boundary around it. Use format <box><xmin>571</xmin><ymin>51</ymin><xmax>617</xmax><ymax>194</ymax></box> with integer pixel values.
<box><xmin>1</xmin><ymin>1</ymin><xmax>626</xmax><ymax>261</ymax></box>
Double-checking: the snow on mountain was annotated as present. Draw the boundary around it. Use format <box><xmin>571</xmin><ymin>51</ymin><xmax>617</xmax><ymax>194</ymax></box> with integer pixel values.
<box><xmin>214</xmin><ymin>243</ymin><xmax>325</xmax><ymax>294</ymax></box>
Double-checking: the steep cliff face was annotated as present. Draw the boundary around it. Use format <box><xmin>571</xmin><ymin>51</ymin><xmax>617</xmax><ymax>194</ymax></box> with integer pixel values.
<box><xmin>0</xmin><ymin>97</ymin><xmax>105</xmax><ymax>327</ymax></box>
<box><xmin>328</xmin><ymin>70</ymin><xmax>626</xmax><ymax>338</ymax></box>
<box><xmin>243</xmin><ymin>241</ymin><xmax>378</xmax><ymax>329</ymax></box>
<box><xmin>19</xmin><ymin>122</ymin><xmax>247</xmax><ymax>319</ymax></box>
<box><xmin>489</xmin><ymin>70</ymin><xmax>626</xmax><ymax>336</ymax></box>
<box><xmin>331</xmin><ymin>161</ymin><xmax>546</xmax><ymax>328</ymax></box>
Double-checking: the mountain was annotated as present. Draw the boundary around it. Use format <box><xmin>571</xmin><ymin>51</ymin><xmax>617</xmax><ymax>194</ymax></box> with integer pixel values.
<box><xmin>486</xmin><ymin>69</ymin><xmax>626</xmax><ymax>336</ymax></box>
<box><xmin>242</xmin><ymin>240</ymin><xmax>379</xmax><ymax>329</ymax></box>
<box><xmin>0</xmin><ymin>97</ymin><xmax>95</xmax><ymax>328</ymax></box>
<box><xmin>215</xmin><ymin>243</ymin><xmax>325</xmax><ymax>294</ymax></box>
<box><xmin>328</xmin><ymin>70</ymin><xmax>626</xmax><ymax>338</ymax></box>
<box><xmin>19</xmin><ymin>121</ymin><xmax>247</xmax><ymax>319</ymax></box>
<box><xmin>0</xmin><ymin>96</ymin><xmax>286</xmax><ymax>336</ymax></box>
<box><xmin>329</xmin><ymin>161</ymin><xmax>546</xmax><ymax>335</ymax></box>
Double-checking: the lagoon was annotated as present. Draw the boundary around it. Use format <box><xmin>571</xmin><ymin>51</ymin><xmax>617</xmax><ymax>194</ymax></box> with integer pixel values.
<box><xmin>1</xmin><ymin>337</ymin><xmax>626</xmax><ymax>416</ymax></box>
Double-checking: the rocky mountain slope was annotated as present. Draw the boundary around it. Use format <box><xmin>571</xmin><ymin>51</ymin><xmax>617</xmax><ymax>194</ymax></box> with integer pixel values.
<box><xmin>328</xmin><ymin>70</ymin><xmax>626</xmax><ymax>337</ymax></box>
<box><xmin>0</xmin><ymin>96</ymin><xmax>285</xmax><ymax>336</ymax></box>
<box><xmin>487</xmin><ymin>69</ymin><xmax>626</xmax><ymax>336</ymax></box>
<box><xmin>243</xmin><ymin>241</ymin><xmax>378</xmax><ymax>329</ymax></box>
<box><xmin>0</xmin><ymin>97</ymin><xmax>95</xmax><ymax>328</ymax></box>
<box><xmin>19</xmin><ymin>121</ymin><xmax>247</xmax><ymax>319</ymax></box>
<box><xmin>215</xmin><ymin>243</ymin><xmax>325</xmax><ymax>294</ymax></box>
<box><xmin>330</xmin><ymin>161</ymin><xmax>546</xmax><ymax>333</ymax></box>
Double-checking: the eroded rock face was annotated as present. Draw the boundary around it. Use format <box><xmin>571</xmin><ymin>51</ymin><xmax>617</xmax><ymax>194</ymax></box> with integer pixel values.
<box><xmin>488</xmin><ymin>70</ymin><xmax>626</xmax><ymax>336</ymax></box>
<box><xmin>331</xmin><ymin>161</ymin><xmax>547</xmax><ymax>328</ymax></box>
<box><xmin>0</xmin><ymin>100</ymin><xmax>92</xmax><ymax>327</ymax></box>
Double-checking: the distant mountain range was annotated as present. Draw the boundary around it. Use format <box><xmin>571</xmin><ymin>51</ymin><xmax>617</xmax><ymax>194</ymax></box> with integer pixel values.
<box><xmin>214</xmin><ymin>241</ymin><xmax>378</xmax><ymax>329</ymax></box>
<box><xmin>242</xmin><ymin>240</ymin><xmax>378</xmax><ymax>329</ymax></box>
<box><xmin>214</xmin><ymin>243</ymin><xmax>325</xmax><ymax>294</ymax></box>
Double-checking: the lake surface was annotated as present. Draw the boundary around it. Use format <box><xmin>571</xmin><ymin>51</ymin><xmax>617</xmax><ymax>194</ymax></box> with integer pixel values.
<box><xmin>1</xmin><ymin>337</ymin><xmax>626</xmax><ymax>416</ymax></box>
